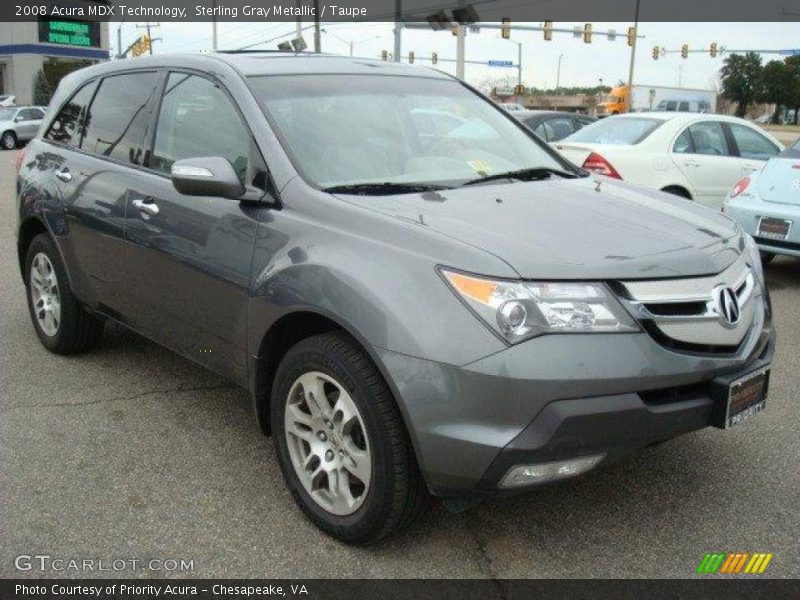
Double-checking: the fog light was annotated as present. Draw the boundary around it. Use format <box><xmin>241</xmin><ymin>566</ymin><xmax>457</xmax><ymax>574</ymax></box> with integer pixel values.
<box><xmin>499</xmin><ymin>454</ymin><xmax>605</xmax><ymax>489</ymax></box>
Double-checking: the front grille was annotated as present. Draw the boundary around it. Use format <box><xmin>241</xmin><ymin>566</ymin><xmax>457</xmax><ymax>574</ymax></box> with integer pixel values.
<box><xmin>617</xmin><ymin>254</ymin><xmax>761</xmax><ymax>353</ymax></box>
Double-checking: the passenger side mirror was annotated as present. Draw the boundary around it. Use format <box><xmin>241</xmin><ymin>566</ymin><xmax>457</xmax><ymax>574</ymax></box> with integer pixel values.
<box><xmin>15</xmin><ymin>116</ymin><xmax>24</xmax><ymax>122</ymax></box>
<box><xmin>170</xmin><ymin>157</ymin><xmax>246</xmax><ymax>199</ymax></box>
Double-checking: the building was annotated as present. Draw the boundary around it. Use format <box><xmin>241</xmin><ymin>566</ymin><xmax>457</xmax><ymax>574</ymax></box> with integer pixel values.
<box><xmin>0</xmin><ymin>8</ymin><xmax>109</xmax><ymax>104</ymax></box>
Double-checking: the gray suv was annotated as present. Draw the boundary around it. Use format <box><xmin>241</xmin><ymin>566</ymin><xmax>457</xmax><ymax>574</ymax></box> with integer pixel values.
<box><xmin>16</xmin><ymin>54</ymin><xmax>774</xmax><ymax>544</ymax></box>
<box><xmin>1</xmin><ymin>105</ymin><xmax>45</xmax><ymax>149</ymax></box>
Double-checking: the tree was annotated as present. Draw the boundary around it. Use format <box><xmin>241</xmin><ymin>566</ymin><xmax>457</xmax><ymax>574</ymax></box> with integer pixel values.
<box><xmin>785</xmin><ymin>55</ymin><xmax>800</xmax><ymax>125</ymax></box>
<box><xmin>32</xmin><ymin>70</ymin><xmax>53</xmax><ymax>106</ymax></box>
<box><xmin>759</xmin><ymin>60</ymin><xmax>795</xmax><ymax>123</ymax></box>
<box><xmin>720</xmin><ymin>52</ymin><xmax>764</xmax><ymax>117</ymax></box>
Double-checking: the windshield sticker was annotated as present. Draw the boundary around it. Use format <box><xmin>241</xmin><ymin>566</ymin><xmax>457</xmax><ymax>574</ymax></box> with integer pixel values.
<box><xmin>468</xmin><ymin>159</ymin><xmax>492</xmax><ymax>176</ymax></box>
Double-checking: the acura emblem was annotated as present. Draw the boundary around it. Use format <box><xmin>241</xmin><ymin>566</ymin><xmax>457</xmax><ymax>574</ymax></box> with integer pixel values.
<box><xmin>714</xmin><ymin>286</ymin><xmax>740</xmax><ymax>327</ymax></box>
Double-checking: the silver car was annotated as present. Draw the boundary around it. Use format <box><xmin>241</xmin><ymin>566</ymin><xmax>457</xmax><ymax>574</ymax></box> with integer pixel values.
<box><xmin>1</xmin><ymin>105</ymin><xmax>46</xmax><ymax>150</ymax></box>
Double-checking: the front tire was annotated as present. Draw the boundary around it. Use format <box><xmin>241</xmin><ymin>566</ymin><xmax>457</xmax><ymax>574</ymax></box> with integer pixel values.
<box><xmin>24</xmin><ymin>233</ymin><xmax>104</xmax><ymax>354</ymax></box>
<box><xmin>272</xmin><ymin>332</ymin><xmax>427</xmax><ymax>544</ymax></box>
<box><xmin>2</xmin><ymin>130</ymin><xmax>16</xmax><ymax>150</ymax></box>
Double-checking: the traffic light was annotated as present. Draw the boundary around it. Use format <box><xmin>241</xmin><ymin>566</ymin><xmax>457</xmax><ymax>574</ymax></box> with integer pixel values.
<box><xmin>627</xmin><ymin>26</ymin><xmax>636</xmax><ymax>47</ymax></box>
<box><xmin>710</xmin><ymin>42</ymin><xmax>718</xmax><ymax>57</ymax></box>
<box><xmin>381</xmin><ymin>49</ymin><xmax>388</xmax><ymax>61</ymax></box>
<box><xmin>583</xmin><ymin>23</ymin><xmax>592</xmax><ymax>44</ymax></box>
<box><xmin>501</xmin><ymin>17</ymin><xmax>511</xmax><ymax>39</ymax></box>
<box><xmin>408</xmin><ymin>51</ymin><xmax>415</xmax><ymax>64</ymax></box>
<box><xmin>431</xmin><ymin>52</ymin><xmax>438</xmax><ymax>65</ymax></box>
<box><xmin>543</xmin><ymin>20</ymin><xmax>553</xmax><ymax>41</ymax></box>
<box><xmin>652</xmin><ymin>46</ymin><xmax>660</xmax><ymax>60</ymax></box>
<box><xmin>514</xmin><ymin>84</ymin><xmax>525</xmax><ymax>95</ymax></box>
<box><xmin>681</xmin><ymin>44</ymin><xmax>689</xmax><ymax>58</ymax></box>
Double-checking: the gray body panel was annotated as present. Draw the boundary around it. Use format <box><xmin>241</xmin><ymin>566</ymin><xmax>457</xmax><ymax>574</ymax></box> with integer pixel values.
<box><xmin>16</xmin><ymin>54</ymin><xmax>773</xmax><ymax>494</ymax></box>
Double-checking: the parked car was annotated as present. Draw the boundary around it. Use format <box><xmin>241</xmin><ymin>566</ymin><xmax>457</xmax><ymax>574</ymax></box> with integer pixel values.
<box><xmin>724</xmin><ymin>137</ymin><xmax>800</xmax><ymax>263</ymax></box>
<box><xmin>17</xmin><ymin>54</ymin><xmax>773</xmax><ymax>544</ymax></box>
<box><xmin>0</xmin><ymin>94</ymin><xmax>16</xmax><ymax>107</ymax></box>
<box><xmin>555</xmin><ymin>112</ymin><xmax>784</xmax><ymax>208</ymax></box>
<box><xmin>514</xmin><ymin>110</ymin><xmax>596</xmax><ymax>142</ymax></box>
<box><xmin>499</xmin><ymin>102</ymin><xmax>526</xmax><ymax>112</ymax></box>
<box><xmin>0</xmin><ymin>105</ymin><xmax>46</xmax><ymax>150</ymax></box>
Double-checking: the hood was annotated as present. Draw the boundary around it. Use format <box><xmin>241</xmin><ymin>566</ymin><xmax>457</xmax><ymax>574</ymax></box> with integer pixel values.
<box><xmin>337</xmin><ymin>176</ymin><xmax>740</xmax><ymax>280</ymax></box>
<box><xmin>756</xmin><ymin>157</ymin><xmax>800</xmax><ymax>205</ymax></box>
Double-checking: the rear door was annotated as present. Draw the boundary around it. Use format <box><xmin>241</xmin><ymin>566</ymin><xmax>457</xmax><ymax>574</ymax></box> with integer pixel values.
<box><xmin>121</xmin><ymin>71</ymin><xmax>269</xmax><ymax>383</ymax></box>
<box><xmin>671</xmin><ymin>120</ymin><xmax>740</xmax><ymax>207</ymax></box>
<box><xmin>15</xmin><ymin>107</ymin><xmax>44</xmax><ymax>140</ymax></box>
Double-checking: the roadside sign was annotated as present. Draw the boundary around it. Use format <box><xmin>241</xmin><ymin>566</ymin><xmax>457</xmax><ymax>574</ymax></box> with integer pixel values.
<box><xmin>495</xmin><ymin>87</ymin><xmax>515</xmax><ymax>96</ymax></box>
<box><xmin>488</xmin><ymin>59</ymin><xmax>514</xmax><ymax>67</ymax></box>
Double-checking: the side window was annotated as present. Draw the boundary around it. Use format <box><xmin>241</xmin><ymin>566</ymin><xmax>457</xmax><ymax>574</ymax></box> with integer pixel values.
<box><xmin>678</xmin><ymin>101</ymin><xmax>689</xmax><ymax>112</ymax></box>
<box><xmin>30</xmin><ymin>108</ymin><xmax>45</xmax><ymax>120</ymax></box>
<box><xmin>665</xmin><ymin>101</ymin><xmax>677</xmax><ymax>111</ymax></box>
<box><xmin>17</xmin><ymin>109</ymin><xmax>33</xmax><ymax>120</ymax></box>
<box><xmin>152</xmin><ymin>73</ymin><xmax>254</xmax><ymax>186</ymax></box>
<box><xmin>729</xmin><ymin>124</ymin><xmax>781</xmax><ymax>161</ymax></box>
<box><xmin>81</xmin><ymin>72</ymin><xmax>160</xmax><ymax>165</ymax></box>
<box><xmin>533</xmin><ymin>121</ymin><xmax>553</xmax><ymax>141</ymax></box>
<box><xmin>45</xmin><ymin>81</ymin><xmax>97</xmax><ymax>147</ymax></box>
<box><xmin>673</xmin><ymin>128</ymin><xmax>694</xmax><ymax>154</ymax></box>
<box><xmin>546</xmin><ymin>117</ymin><xmax>575</xmax><ymax>141</ymax></box>
<box><xmin>687</xmin><ymin>121</ymin><xmax>729</xmax><ymax>156</ymax></box>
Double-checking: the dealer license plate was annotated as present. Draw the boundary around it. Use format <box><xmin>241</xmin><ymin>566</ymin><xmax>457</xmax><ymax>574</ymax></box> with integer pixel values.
<box><xmin>757</xmin><ymin>217</ymin><xmax>791</xmax><ymax>241</ymax></box>
<box><xmin>724</xmin><ymin>369</ymin><xmax>769</xmax><ymax>429</ymax></box>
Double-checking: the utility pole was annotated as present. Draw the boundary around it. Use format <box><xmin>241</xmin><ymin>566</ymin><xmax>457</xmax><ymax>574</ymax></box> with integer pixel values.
<box><xmin>313</xmin><ymin>0</ymin><xmax>321</xmax><ymax>53</ymax></box>
<box><xmin>136</xmin><ymin>22</ymin><xmax>159</xmax><ymax>55</ymax></box>
<box><xmin>455</xmin><ymin>0</ymin><xmax>465</xmax><ymax>79</ymax></box>
<box><xmin>517</xmin><ymin>41</ymin><xmax>522</xmax><ymax>86</ymax></box>
<box><xmin>626</xmin><ymin>0</ymin><xmax>641</xmax><ymax>111</ymax></box>
<box><xmin>212</xmin><ymin>0</ymin><xmax>218</xmax><ymax>51</ymax></box>
<box><xmin>393</xmin><ymin>0</ymin><xmax>402</xmax><ymax>62</ymax></box>
<box><xmin>116</xmin><ymin>22</ymin><xmax>122</xmax><ymax>58</ymax></box>
<box><xmin>556</xmin><ymin>54</ymin><xmax>564</xmax><ymax>90</ymax></box>
<box><xmin>295</xmin><ymin>0</ymin><xmax>302</xmax><ymax>39</ymax></box>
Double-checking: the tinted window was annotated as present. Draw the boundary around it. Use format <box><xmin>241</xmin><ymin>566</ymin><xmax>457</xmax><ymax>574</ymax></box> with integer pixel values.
<box><xmin>546</xmin><ymin>117</ymin><xmax>574</xmax><ymax>141</ymax></box>
<box><xmin>687</xmin><ymin>121</ymin><xmax>729</xmax><ymax>156</ymax></box>
<box><xmin>152</xmin><ymin>73</ymin><xmax>253</xmax><ymax>185</ymax></box>
<box><xmin>45</xmin><ymin>81</ymin><xmax>97</xmax><ymax>147</ymax></box>
<box><xmin>781</xmin><ymin>137</ymin><xmax>800</xmax><ymax>158</ymax></box>
<box><xmin>567</xmin><ymin>117</ymin><xmax>664</xmax><ymax>145</ymax></box>
<box><xmin>31</xmin><ymin>108</ymin><xmax>45</xmax><ymax>119</ymax></box>
<box><xmin>532</xmin><ymin>121</ymin><xmax>552</xmax><ymax>141</ymax></box>
<box><xmin>17</xmin><ymin>108</ymin><xmax>41</xmax><ymax>120</ymax></box>
<box><xmin>678</xmin><ymin>101</ymin><xmax>689</xmax><ymax>111</ymax></box>
<box><xmin>729</xmin><ymin>123</ymin><xmax>780</xmax><ymax>160</ymax></box>
<box><xmin>81</xmin><ymin>72</ymin><xmax>159</xmax><ymax>165</ymax></box>
<box><xmin>673</xmin><ymin>129</ymin><xmax>694</xmax><ymax>154</ymax></box>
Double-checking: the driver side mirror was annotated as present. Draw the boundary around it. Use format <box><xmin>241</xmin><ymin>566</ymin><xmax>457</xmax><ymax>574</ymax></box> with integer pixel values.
<box><xmin>170</xmin><ymin>157</ymin><xmax>246</xmax><ymax>199</ymax></box>
<box><xmin>15</xmin><ymin>115</ymin><xmax>24</xmax><ymax>123</ymax></box>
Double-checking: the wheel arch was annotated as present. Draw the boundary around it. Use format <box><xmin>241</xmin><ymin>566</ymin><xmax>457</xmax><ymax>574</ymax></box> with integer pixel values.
<box><xmin>17</xmin><ymin>215</ymin><xmax>50</xmax><ymax>278</ymax></box>
<box><xmin>660</xmin><ymin>184</ymin><xmax>693</xmax><ymax>199</ymax></box>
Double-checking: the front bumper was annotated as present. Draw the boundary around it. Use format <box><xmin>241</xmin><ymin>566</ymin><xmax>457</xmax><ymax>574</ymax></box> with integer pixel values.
<box><xmin>375</xmin><ymin>320</ymin><xmax>774</xmax><ymax>497</ymax></box>
<box><xmin>724</xmin><ymin>196</ymin><xmax>800</xmax><ymax>258</ymax></box>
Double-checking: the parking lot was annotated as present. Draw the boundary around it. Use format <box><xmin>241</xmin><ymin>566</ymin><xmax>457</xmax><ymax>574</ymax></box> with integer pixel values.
<box><xmin>1</xmin><ymin>147</ymin><xmax>798</xmax><ymax>579</ymax></box>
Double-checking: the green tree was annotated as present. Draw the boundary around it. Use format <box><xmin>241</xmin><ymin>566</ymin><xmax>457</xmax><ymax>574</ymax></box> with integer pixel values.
<box><xmin>759</xmin><ymin>60</ymin><xmax>795</xmax><ymax>123</ymax></box>
<box><xmin>720</xmin><ymin>52</ymin><xmax>764</xmax><ymax>117</ymax></box>
<box><xmin>785</xmin><ymin>55</ymin><xmax>800</xmax><ymax>125</ymax></box>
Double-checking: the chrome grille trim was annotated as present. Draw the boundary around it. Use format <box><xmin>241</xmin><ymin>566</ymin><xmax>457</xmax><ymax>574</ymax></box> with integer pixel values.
<box><xmin>618</xmin><ymin>255</ymin><xmax>759</xmax><ymax>348</ymax></box>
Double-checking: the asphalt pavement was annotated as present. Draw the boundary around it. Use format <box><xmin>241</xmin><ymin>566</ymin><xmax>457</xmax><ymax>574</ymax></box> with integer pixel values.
<box><xmin>1</xmin><ymin>148</ymin><xmax>798</xmax><ymax>579</ymax></box>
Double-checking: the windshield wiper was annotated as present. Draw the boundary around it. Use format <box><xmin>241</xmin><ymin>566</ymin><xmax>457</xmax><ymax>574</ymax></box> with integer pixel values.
<box><xmin>461</xmin><ymin>166</ymin><xmax>579</xmax><ymax>187</ymax></box>
<box><xmin>322</xmin><ymin>182</ymin><xmax>452</xmax><ymax>195</ymax></box>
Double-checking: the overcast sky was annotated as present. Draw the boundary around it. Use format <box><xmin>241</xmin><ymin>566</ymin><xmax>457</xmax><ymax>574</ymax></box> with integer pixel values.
<box><xmin>110</xmin><ymin>21</ymin><xmax>797</xmax><ymax>91</ymax></box>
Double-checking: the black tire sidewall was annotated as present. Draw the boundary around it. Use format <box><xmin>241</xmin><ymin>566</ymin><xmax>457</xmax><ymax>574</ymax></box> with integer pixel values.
<box><xmin>271</xmin><ymin>337</ymin><xmax>397</xmax><ymax>543</ymax></box>
<box><xmin>2</xmin><ymin>131</ymin><xmax>16</xmax><ymax>150</ymax></box>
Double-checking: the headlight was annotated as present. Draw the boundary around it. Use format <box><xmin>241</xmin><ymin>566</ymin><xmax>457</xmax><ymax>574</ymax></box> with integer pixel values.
<box><xmin>440</xmin><ymin>268</ymin><xmax>639</xmax><ymax>344</ymax></box>
<box><xmin>743</xmin><ymin>233</ymin><xmax>765</xmax><ymax>287</ymax></box>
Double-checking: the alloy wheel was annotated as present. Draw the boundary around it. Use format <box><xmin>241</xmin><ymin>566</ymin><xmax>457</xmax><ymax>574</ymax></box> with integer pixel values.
<box><xmin>29</xmin><ymin>252</ymin><xmax>61</xmax><ymax>337</ymax></box>
<box><xmin>284</xmin><ymin>371</ymin><xmax>372</xmax><ymax>516</ymax></box>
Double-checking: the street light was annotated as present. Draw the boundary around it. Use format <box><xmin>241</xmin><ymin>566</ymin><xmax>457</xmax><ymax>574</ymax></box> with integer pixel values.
<box><xmin>502</xmin><ymin>37</ymin><xmax>523</xmax><ymax>87</ymax></box>
<box><xmin>323</xmin><ymin>29</ymin><xmax>380</xmax><ymax>57</ymax></box>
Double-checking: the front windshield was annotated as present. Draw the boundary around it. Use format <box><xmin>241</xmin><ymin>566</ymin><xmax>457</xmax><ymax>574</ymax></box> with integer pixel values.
<box><xmin>0</xmin><ymin>108</ymin><xmax>17</xmax><ymax>121</ymax></box>
<box><xmin>248</xmin><ymin>74</ymin><xmax>567</xmax><ymax>189</ymax></box>
<box><xmin>566</xmin><ymin>117</ymin><xmax>664</xmax><ymax>145</ymax></box>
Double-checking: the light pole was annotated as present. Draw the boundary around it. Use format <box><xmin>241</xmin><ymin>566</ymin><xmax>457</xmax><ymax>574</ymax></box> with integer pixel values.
<box><xmin>503</xmin><ymin>38</ymin><xmax>523</xmax><ymax>86</ymax></box>
<box><xmin>555</xmin><ymin>54</ymin><xmax>564</xmax><ymax>91</ymax></box>
<box><xmin>323</xmin><ymin>30</ymin><xmax>380</xmax><ymax>57</ymax></box>
<box><xmin>626</xmin><ymin>0</ymin><xmax>641</xmax><ymax>111</ymax></box>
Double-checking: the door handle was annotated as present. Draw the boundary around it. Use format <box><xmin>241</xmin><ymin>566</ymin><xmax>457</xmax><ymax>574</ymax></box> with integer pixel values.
<box><xmin>683</xmin><ymin>161</ymin><xmax>700</xmax><ymax>168</ymax></box>
<box><xmin>55</xmin><ymin>167</ymin><xmax>72</xmax><ymax>182</ymax></box>
<box><xmin>132</xmin><ymin>198</ymin><xmax>159</xmax><ymax>216</ymax></box>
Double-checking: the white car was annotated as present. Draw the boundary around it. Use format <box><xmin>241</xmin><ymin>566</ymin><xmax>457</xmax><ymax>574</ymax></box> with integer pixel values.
<box><xmin>0</xmin><ymin>94</ymin><xmax>16</xmax><ymax>107</ymax></box>
<box><xmin>555</xmin><ymin>112</ymin><xmax>784</xmax><ymax>208</ymax></box>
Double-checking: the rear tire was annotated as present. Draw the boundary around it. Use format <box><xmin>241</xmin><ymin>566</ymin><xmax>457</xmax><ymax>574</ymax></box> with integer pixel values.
<box><xmin>1</xmin><ymin>130</ymin><xmax>16</xmax><ymax>150</ymax></box>
<box><xmin>24</xmin><ymin>233</ymin><xmax>104</xmax><ymax>354</ymax></box>
<box><xmin>271</xmin><ymin>332</ymin><xmax>428</xmax><ymax>544</ymax></box>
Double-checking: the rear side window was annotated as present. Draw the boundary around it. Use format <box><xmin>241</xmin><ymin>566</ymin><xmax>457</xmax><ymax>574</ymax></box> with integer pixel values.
<box><xmin>678</xmin><ymin>101</ymin><xmax>690</xmax><ymax>111</ymax></box>
<box><xmin>729</xmin><ymin>123</ymin><xmax>780</xmax><ymax>160</ymax></box>
<box><xmin>81</xmin><ymin>72</ymin><xmax>160</xmax><ymax>165</ymax></box>
<box><xmin>151</xmin><ymin>73</ymin><xmax>253</xmax><ymax>184</ymax></box>
<box><xmin>685</xmin><ymin>121</ymin><xmax>730</xmax><ymax>156</ymax></box>
<box><xmin>45</xmin><ymin>80</ymin><xmax>97</xmax><ymax>147</ymax></box>
<box><xmin>545</xmin><ymin>117</ymin><xmax>575</xmax><ymax>141</ymax></box>
<box><xmin>567</xmin><ymin>117</ymin><xmax>664</xmax><ymax>145</ymax></box>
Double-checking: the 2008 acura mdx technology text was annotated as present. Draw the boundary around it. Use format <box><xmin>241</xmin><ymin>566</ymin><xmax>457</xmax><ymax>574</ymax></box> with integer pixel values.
<box><xmin>16</xmin><ymin>54</ymin><xmax>774</xmax><ymax>544</ymax></box>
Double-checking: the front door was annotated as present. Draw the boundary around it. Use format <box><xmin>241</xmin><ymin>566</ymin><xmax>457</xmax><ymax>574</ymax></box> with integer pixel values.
<box><xmin>122</xmin><ymin>71</ymin><xmax>269</xmax><ymax>384</ymax></box>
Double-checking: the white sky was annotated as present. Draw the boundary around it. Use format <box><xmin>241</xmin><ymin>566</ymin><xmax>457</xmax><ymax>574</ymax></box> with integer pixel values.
<box><xmin>110</xmin><ymin>21</ymin><xmax>798</xmax><ymax>91</ymax></box>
